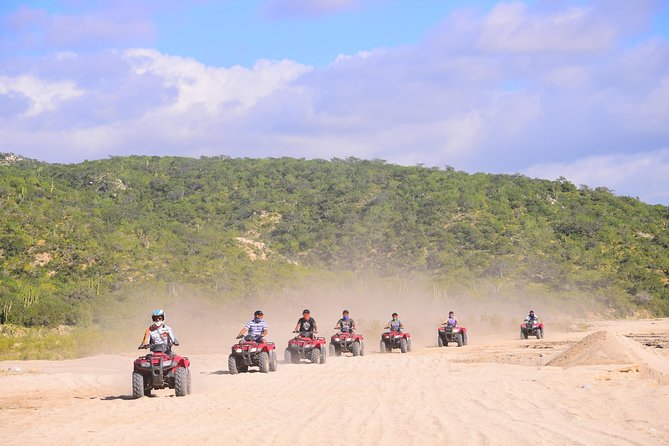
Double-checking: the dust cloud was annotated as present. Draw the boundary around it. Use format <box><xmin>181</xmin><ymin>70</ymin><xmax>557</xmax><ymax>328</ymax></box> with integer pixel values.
<box><xmin>125</xmin><ymin>273</ymin><xmax>608</xmax><ymax>355</ymax></box>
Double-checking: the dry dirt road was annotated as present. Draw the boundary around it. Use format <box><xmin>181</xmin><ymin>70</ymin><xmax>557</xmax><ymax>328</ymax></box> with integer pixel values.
<box><xmin>2</xmin><ymin>318</ymin><xmax>669</xmax><ymax>446</ymax></box>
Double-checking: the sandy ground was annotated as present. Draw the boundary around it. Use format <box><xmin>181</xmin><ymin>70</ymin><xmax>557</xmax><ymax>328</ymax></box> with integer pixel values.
<box><xmin>2</xmin><ymin>318</ymin><xmax>669</xmax><ymax>446</ymax></box>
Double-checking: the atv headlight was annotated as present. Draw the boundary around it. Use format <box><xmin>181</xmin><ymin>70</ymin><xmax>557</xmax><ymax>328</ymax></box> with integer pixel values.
<box><xmin>162</xmin><ymin>360</ymin><xmax>174</xmax><ymax>367</ymax></box>
<box><xmin>235</xmin><ymin>348</ymin><xmax>242</xmax><ymax>353</ymax></box>
<box><xmin>140</xmin><ymin>361</ymin><xmax>150</xmax><ymax>368</ymax></box>
<box><xmin>334</xmin><ymin>337</ymin><xmax>340</xmax><ymax>342</ymax></box>
<box><xmin>250</xmin><ymin>347</ymin><xmax>257</xmax><ymax>353</ymax></box>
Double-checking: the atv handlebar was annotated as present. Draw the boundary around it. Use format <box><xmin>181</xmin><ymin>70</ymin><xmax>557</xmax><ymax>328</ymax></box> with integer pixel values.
<box><xmin>138</xmin><ymin>344</ymin><xmax>149</xmax><ymax>350</ymax></box>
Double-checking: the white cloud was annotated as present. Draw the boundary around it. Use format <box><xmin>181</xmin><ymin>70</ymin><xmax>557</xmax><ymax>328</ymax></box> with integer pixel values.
<box><xmin>478</xmin><ymin>2</ymin><xmax>616</xmax><ymax>53</ymax></box>
<box><xmin>0</xmin><ymin>75</ymin><xmax>83</xmax><ymax>116</ymax></box>
<box><xmin>124</xmin><ymin>49</ymin><xmax>312</xmax><ymax>115</ymax></box>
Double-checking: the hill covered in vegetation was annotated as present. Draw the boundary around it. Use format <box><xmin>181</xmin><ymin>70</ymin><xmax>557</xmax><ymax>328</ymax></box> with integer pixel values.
<box><xmin>1</xmin><ymin>153</ymin><xmax>668</xmax><ymax>327</ymax></box>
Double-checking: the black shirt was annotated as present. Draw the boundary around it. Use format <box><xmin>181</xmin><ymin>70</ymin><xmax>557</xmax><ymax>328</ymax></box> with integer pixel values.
<box><xmin>337</xmin><ymin>318</ymin><xmax>355</xmax><ymax>332</ymax></box>
<box><xmin>297</xmin><ymin>317</ymin><xmax>316</xmax><ymax>333</ymax></box>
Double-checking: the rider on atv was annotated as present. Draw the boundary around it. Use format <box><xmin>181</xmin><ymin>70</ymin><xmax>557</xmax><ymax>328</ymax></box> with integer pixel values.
<box><xmin>294</xmin><ymin>309</ymin><xmax>318</xmax><ymax>338</ymax></box>
<box><xmin>139</xmin><ymin>309</ymin><xmax>179</xmax><ymax>354</ymax></box>
<box><xmin>334</xmin><ymin>310</ymin><xmax>356</xmax><ymax>333</ymax></box>
<box><xmin>525</xmin><ymin>310</ymin><xmax>539</xmax><ymax>323</ymax></box>
<box><xmin>384</xmin><ymin>313</ymin><xmax>404</xmax><ymax>332</ymax></box>
<box><xmin>237</xmin><ymin>310</ymin><xmax>268</xmax><ymax>342</ymax></box>
<box><xmin>442</xmin><ymin>311</ymin><xmax>458</xmax><ymax>327</ymax></box>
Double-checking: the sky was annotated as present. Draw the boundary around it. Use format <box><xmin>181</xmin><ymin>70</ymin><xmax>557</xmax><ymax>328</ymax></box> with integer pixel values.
<box><xmin>1</xmin><ymin>0</ymin><xmax>668</xmax><ymax>204</ymax></box>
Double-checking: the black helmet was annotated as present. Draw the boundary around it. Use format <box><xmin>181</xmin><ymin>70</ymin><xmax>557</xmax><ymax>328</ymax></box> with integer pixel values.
<box><xmin>254</xmin><ymin>310</ymin><xmax>264</xmax><ymax>317</ymax></box>
<box><xmin>303</xmin><ymin>309</ymin><xmax>310</xmax><ymax>314</ymax></box>
<box><xmin>342</xmin><ymin>309</ymin><xmax>349</xmax><ymax>314</ymax></box>
<box><xmin>392</xmin><ymin>312</ymin><xmax>398</xmax><ymax>317</ymax></box>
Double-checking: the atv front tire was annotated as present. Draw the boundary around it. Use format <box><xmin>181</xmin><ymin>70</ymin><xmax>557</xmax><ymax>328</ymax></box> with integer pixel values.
<box><xmin>438</xmin><ymin>336</ymin><xmax>444</xmax><ymax>347</ymax></box>
<box><xmin>400</xmin><ymin>338</ymin><xmax>408</xmax><ymax>353</ymax></box>
<box><xmin>174</xmin><ymin>367</ymin><xmax>189</xmax><ymax>397</ymax></box>
<box><xmin>329</xmin><ymin>343</ymin><xmax>336</xmax><ymax>356</ymax></box>
<box><xmin>380</xmin><ymin>340</ymin><xmax>387</xmax><ymax>353</ymax></box>
<box><xmin>537</xmin><ymin>328</ymin><xmax>543</xmax><ymax>339</ymax></box>
<box><xmin>269</xmin><ymin>350</ymin><xmax>278</xmax><ymax>372</ymax></box>
<box><xmin>463</xmin><ymin>333</ymin><xmax>468</xmax><ymax>346</ymax></box>
<box><xmin>320</xmin><ymin>346</ymin><xmax>326</xmax><ymax>364</ymax></box>
<box><xmin>360</xmin><ymin>341</ymin><xmax>365</xmax><ymax>356</ymax></box>
<box><xmin>258</xmin><ymin>351</ymin><xmax>270</xmax><ymax>373</ymax></box>
<box><xmin>309</xmin><ymin>347</ymin><xmax>320</xmax><ymax>364</ymax></box>
<box><xmin>228</xmin><ymin>354</ymin><xmax>239</xmax><ymax>375</ymax></box>
<box><xmin>521</xmin><ymin>329</ymin><xmax>528</xmax><ymax>340</ymax></box>
<box><xmin>407</xmin><ymin>338</ymin><xmax>413</xmax><ymax>352</ymax></box>
<box><xmin>351</xmin><ymin>341</ymin><xmax>361</xmax><ymax>357</ymax></box>
<box><xmin>132</xmin><ymin>372</ymin><xmax>144</xmax><ymax>399</ymax></box>
<box><xmin>456</xmin><ymin>333</ymin><xmax>463</xmax><ymax>347</ymax></box>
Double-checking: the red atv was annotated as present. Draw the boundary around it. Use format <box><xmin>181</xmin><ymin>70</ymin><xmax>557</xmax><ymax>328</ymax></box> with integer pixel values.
<box><xmin>437</xmin><ymin>324</ymin><xmax>468</xmax><ymax>347</ymax></box>
<box><xmin>132</xmin><ymin>344</ymin><xmax>191</xmax><ymax>398</ymax></box>
<box><xmin>329</xmin><ymin>331</ymin><xmax>365</xmax><ymax>357</ymax></box>
<box><xmin>380</xmin><ymin>330</ymin><xmax>412</xmax><ymax>353</ymax></box>
<box><xmin>228</xmin><ymin>337</ymin><xmax>278</xmax><ymax>374</ymax></box>
<box><xmin>520</xmin><ymin>320</ymin><xmax>544</xmax><ymax>339</ymax></box>
<box><xmin>284</xmin><ymin>332</ymin><xmax>327</xmax><ymax>364</ymax></box>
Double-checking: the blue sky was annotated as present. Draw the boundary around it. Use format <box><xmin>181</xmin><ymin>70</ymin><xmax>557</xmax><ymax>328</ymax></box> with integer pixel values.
<box><xmin>1</xmin><ymin>0</ymin><xmax>669</xmax><ymax>203</ymax></box>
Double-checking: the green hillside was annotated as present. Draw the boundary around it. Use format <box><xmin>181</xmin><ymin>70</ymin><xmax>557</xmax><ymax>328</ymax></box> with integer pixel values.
<box><xmin>1</xmin><ymin>153</ymin><xmax>668</xmax><ymax>329</ymax></box>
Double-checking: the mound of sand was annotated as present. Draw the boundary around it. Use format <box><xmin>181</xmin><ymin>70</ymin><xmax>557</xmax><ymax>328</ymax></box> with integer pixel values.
<box><xmin>546</xmin><ymin>330</ymin><xmax>669</xmax><ymax>384</ymax></box>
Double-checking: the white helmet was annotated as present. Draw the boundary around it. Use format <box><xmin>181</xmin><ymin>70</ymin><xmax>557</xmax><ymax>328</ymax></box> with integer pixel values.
<box><xmin>152</xmin><ymin>309</ymin><xmax>165</xmax><ymax>326</ymax></box>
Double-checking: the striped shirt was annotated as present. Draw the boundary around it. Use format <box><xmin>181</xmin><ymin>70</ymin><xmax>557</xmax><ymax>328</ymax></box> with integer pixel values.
<box><xmin>245</xmin><ymin>318</ymin><xmax>268</xmax><ymax>336</ymax></box>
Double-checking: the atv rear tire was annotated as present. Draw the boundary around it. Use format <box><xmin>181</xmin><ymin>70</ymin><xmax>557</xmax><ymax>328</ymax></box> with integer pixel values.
<box><xmin>258</xmin><ymin>351</ymin><xmax>270</xmax><ymax>373</ymax></box>
<box><xmin>438</xmin><ymin>336</ymin><xmax>444</xmax><ymax>347</ymax></box>
<box><xmin>269</xmin><ymin>350</ymin><xmax>278</xmax><ymax>372</ymax></box>
<box><xmin>309</xmin><ymin>347</ymin><xmax>320</xmax><ymax>364</ymax></box>
<box><xmin>351</xmin><ymin>341</ymin><xmax>360</xmax><ymax>357</ymax></box>
<box><xmin>132</xmin><ymin>372</ymin><xmax>144</xmax><ymax>399</ymax></box>
<box><xmin>186</xmin><ymin>369</ymin><xmax>192</xmax><ymax>394</ymax></box>
<box><xmin>175</xmin><ymin>367</ymin><xmax>188</xmax><ymax>397</ymax></box>
<box><xmin>456</xmin><ymin>333</ymin><xmax>463</xmax><ymax>347</ymax></box>
<box><xmin>228</xmin><ymin>354</ymin><xmax>239</xmax><ymax>375</ymax></box>
<box><xmin>400</xmin><ymin>338</ymin><xmax>408</xmax><ymax>353</ymax></box>
<box><xmin>379</xmin><ymin>340</ymin><xmax>387</xmax><ymax>353</ymax></box>
<box><xmin>329</xmin><ymin>343</ymin><xmax>336</xmax><ymax>356</ymax></box>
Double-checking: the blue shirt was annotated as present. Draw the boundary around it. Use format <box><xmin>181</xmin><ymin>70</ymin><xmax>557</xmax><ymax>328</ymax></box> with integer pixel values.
<box><xmin>245</xmin><ymin>318</ymin><xmax>268</xmax><ymax>336</ymax></box>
